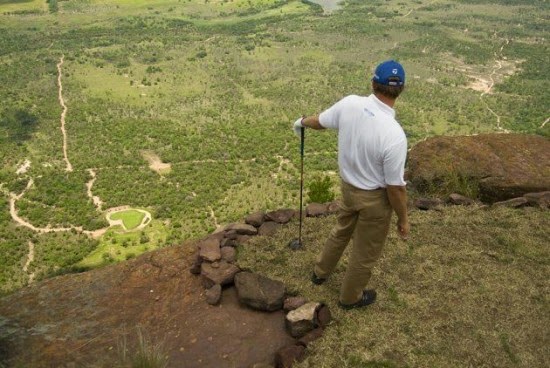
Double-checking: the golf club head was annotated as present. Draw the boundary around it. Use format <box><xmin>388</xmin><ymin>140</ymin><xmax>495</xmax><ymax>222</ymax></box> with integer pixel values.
<box><xmin>288</xmin><ymin>238</ymin><xmax>303</xmax><ymax>250</ymax></box>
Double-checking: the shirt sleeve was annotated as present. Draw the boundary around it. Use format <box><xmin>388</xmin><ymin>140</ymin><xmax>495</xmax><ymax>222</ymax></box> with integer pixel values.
<box><xmin>318</xmin><ymin>95</ymin><xmax>354</xmax><ymax>129</ymax></box>
<box><xmin>383</xmin><ymin>139</ymin><xmax>407</xmax><ymax>186</ymax></box>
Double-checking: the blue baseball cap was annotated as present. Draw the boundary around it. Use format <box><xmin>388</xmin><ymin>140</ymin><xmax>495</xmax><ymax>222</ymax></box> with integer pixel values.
<box><xmin>372</xmin><ymin>60</ymin><xmax>405</xmax><ymax>86</ymax></box>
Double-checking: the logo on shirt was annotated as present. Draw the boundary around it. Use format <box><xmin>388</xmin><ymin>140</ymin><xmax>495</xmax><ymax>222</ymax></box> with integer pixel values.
<box><xmin>363</xmin><ymin>108</ymin><xmax>375</xmax><ymax>117</ymax></box>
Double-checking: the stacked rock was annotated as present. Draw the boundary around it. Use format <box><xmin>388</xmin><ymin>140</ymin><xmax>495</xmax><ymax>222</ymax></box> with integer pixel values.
<box><xmin>189</xmin><ymin>205</ymin><xmax>339</xmax><ymax>367</ymax></box>
<box><xmin>190</xmin><ymin>208</ymin><xmax>298</xmax><ymax>305</ymax></box>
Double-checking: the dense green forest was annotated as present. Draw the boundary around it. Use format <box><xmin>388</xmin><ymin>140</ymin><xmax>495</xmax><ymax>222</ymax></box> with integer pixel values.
<box><xmin>0</xmin><ymin>0</ymin><xmax>548</xmax><ymax>293</ymax></box>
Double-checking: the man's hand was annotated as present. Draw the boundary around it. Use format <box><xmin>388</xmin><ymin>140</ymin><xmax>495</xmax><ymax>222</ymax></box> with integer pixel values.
<box><xmin>386</xmin><ymin>185</ymin><xmax>409</xmax><ymax>240</ymax></box>
<box><xmin>397</xmin><ymin>218</ymin><xmax>410</xmax><ymax>240</ymax></box>
<box><xmin>293</xmin><ymin>117</ymin><xmax>304</xmax><ymax>137</ymax></box>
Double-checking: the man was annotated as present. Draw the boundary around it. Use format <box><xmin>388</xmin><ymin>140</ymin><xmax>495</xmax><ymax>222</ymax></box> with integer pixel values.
<box><xmin>292</xmin><ymin>60</ymin><xmax>410</xmax><ymax>310</ymax></box>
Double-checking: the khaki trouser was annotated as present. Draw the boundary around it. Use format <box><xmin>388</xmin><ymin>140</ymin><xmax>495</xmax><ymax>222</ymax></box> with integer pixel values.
<box><xmin>314</xmin><ymin>181</ymin><xmax>392</xmax><ymax>304</ymax></box>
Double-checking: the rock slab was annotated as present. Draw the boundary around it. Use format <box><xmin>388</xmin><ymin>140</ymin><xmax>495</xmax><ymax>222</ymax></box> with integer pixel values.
<box><xmin>306</xmin><ymin>203</ymin><xmax>328</xmax><ymax>217</ymax></box>
<box><xmin>274</xmin><ymin>344</ymin><xmax>306</xmax><ymax>368</ymax></box>
<box><xmin>524</xmin><ymin>191</ymin><xmax>550</xmax><ymax>208</ymax></box>
<box><xmin>258</xmin><ymin>221</ymin><xmax>282</xmax><ymax>236</ymax></box>
<box><xmin>285</xmin><ymin>302</ymin><xmax>320</xmax><ymax>338</ymax></box>
<box><xmin>407</xmin><ymin>134</ymin><xmax>550</xmax><ymax>203</ymax></box>
<box><xmin>283</xmin><ymin>297</ymin><xmax>307</xmax><ymax>313</ymax></box>
<box><xmin>226</xmin><ymin>223</ymin><xmax>258</xmax><ymax>236</ymax></box>
<box><xmin>221</xmin><ymin>247</ymin><xmax>236</xmax><ymax>263</ymax></box>
<box><xmin>493</xmin><ymin>197</ymin><xmax>529</xmax><ymax>208</ymax></box>
<box><xmin>199</xmin><ymin>238</ymin><xmax>221</xmax><ymax>262</ymax></box>
<box><xmin>205</xmin><ymin>284</ymin><xmax>222</xmax><ymax>305</ymax></box>
<box><xmin>266</xmin><ymin>209</ymin><xmax>296</xmax><ymax>224</ymax></box>
<box><xmin>201</xmin><ymin>261</ymin><xmax>240</xmax><ymax>288</ymax></box>
<box><xmin>246</xmin><ymin>211</ymin><xmax>266</xmax><ymax>227</ymax></box>
<box><xmin>414</xmin><ymin>198</ymin><xmax>443</xmax><ymax>210</ymax></box>
<box><xmin>315</xmin><ymin>304</ymin><xmax>332</xmax><ymax>329</ymax></box>
<box><xmin>234</xmin><ymin>272</ymin><xmax>285</xmax><ymax>312</ymax></box>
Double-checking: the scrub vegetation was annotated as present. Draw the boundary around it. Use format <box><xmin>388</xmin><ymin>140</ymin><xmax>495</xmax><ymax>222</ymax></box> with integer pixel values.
<box><xmin>0</xmin><ymin>0</ymin><xmax>548</xmax><ymax>299</ymax></box>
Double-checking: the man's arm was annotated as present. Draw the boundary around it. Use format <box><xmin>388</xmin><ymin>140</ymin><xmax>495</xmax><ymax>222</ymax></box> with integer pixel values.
<box><xmin>386</xmin><ymin>185</ymin><xmax>409</xmax><ymax>239</ymax></box>
<box><xmin>301</xmin><ymin>115</ymin><xmax>326</xmax><ymax>130</ymax></box>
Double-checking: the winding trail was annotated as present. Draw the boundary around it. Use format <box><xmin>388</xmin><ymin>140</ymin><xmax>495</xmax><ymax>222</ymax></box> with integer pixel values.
<box><xmin>208</xmin><ymin>206</ymin><xmax>220</xmax><ymax>230</ymax></box>
<box><xmin>8</xmin><ymin>179</ymin><xmax>80</xmax><ymax>233</ymax></box>
<box><xmin>540</xmin><ymin>117</ymin><xmax>549</xmax><ymax>129</ymax></box>
<box><xmin>22</xmin><ymin>241</ymin><xmax>35</xmax><ymax>284</ymax></box>
<box><xmin>479</xmin><ymin>39</ymin><xmax>510</xmax><ymax>133</ymax></box>
<box><xmin>86</xmin><ymin>169</ymin><xmax>103</xmax><ymax>212</ymax></box>
<box><xmin>57</xmin><ymin>55</ymin><xmax>73</xmax><ymax>172</ymax></box>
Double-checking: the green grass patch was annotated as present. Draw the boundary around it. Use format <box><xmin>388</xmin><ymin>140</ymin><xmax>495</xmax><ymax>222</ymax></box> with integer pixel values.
<box><xmin>238</xmin><ymin>205</ymin><xmax>550</xmax><ymax>367</ymax></box>
<box><xmin>109</xmin><ymin>209</ymin><xmax>147</xmax><ymax>230</ymax></box>
<box><xmin>77</xmin><ymin>218</ymin><xmax>168</xmax><ymax>268</ymax></box>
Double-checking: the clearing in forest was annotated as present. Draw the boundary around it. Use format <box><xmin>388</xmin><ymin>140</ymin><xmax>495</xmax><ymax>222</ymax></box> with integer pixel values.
<box><xmin>108</xmin><ymin>209</ymin><xmax>149</xmax><ymax>230</ymax></box>
<box><xmin>141</xmin><ymin>150</ymin><xmax>172</xmax><ymax>175</ymax></box>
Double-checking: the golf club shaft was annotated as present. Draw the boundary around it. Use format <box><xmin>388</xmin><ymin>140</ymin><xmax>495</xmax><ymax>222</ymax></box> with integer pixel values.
<box><xmin>299</xmin><ymin>127</ymin><xmax>304</xmax><ymax>244</ymax></box>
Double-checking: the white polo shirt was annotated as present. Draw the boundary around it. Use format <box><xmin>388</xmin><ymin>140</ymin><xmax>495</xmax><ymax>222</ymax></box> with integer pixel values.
<box><xmin>319</xmin><ymin>94</ymin><xmax>407</xmax><ymax>190</ymax></box>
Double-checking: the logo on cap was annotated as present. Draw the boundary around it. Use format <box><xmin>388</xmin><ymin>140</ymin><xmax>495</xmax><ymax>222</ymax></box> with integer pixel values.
<box><xmin>372</xmin><ymin>60</ymin><xmax>405</xmax><ymax>86</ymax></box>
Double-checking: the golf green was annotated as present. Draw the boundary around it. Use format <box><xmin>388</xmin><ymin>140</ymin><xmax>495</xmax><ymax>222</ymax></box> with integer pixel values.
<box><xmin>109</xmin><ymin>210</ymin><xmax>146</xmax><ymax>230</ymax></box>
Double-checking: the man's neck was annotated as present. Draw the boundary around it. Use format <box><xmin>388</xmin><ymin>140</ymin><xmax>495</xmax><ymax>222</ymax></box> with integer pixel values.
<box><xmin>373</xmin><ymin>93</ymin><xmax>396</xmax><ymax>108</ymax></box>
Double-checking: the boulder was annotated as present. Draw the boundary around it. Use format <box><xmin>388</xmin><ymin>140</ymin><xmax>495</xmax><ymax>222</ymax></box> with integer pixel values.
<box><xmin>298</xmin><ymin>327</ymin><xmax>324</xmax><ymax>346</ymax></box>
<box><xmin>306</xmin><ymin>203</ymin><xmax>328</xmax><ymax>217</ymax></box>
<box><xmin>274</xmin><ymin>344</ymin><xmax>306</xmax><ymax>368</ymax></box>
<box><xmin>221</xmin><ymin>247</ymin><xmax>236</xmax><ymax>263</ymax></box>
<box><xmin>315</xmin><ymin>304</ymin><xmax>332</xmax><ymax>329</ymax></box>
<box><xmin>235</xmin><ymin>235</ymin><xmax>252</xmax><ymax>245</ymax></box>
<box><xmin>523</xmin><ymin>191</ymin><xmax>550</xmax><ymax>208</ymax></box>
<box><xmin>266</xmin><ymin>209</ymin><xmax>296</xmax><ymax>224</ymax></box>
<box><xmin>414</xmin><ymin>198</ymin><xmax>443</xmax><ymax>210</ymax></box>
<box><xmin>198</xmin><ymin>237</ymin><xmax>221</xmax><ymax>262</ymax></box>
<box><xmin>448</xmin><ymin>193</ymin><xmax>475</xmax><ymax>206</ymax></box>
<box><xmin>234</xmin><ymin>272</ymin><xmax>285</xmax><ymax>312</ymax></box>
<box><xmin>245</xmin><ymin>211</ymin><xmax>266</xmax><ymax>228</ymax></box>
<box><xmin>220</xmin><ymin>238</ymin><xmax>236</xmax><ymax>248</ymax></box>
<box><xmin>224</xmin><ymin>230</ymin><xmax>239</xmax><ymax>240</ymax></box>
<box><xmin>283</xmin><ymin>296</ymin><xmax>308</xmax><ymax>313</ymax></box>
<box><xmin>205</xmin><ymin>231</ymin><xmax>225</xmax><ymax>242</ymax></box>
<box><xmin>326</xmin><ymin>201</ymin><xmax>339</xmax><ymax>214</ymax></box>
<box><xmin>285</xmin><ymin>302</ymin><xmax>320</xmax><ymax>338</ymax></box>
<box><xmin>226</xmin><ymin>223</ymin><xmax>258</xmax><ymax>236</ymax></box>
<box><xmin>189</xmin><ymin>252</ymin><xmax>202</xmax><ymax>275</ymax></box>
<box><xmin>492</xmin><ymin>197</ymin><xmax>529</xmax><ymax>208</ymax></box>
<box><xmin>407</xmin><ymin>134</ymin><xmax>550</xmax><ymax>203</ymax></box>
<box><xmin>205</xmin><ymin>284</ymin><xmax>222</xmax><ymax>305</ymax></box>
<box><xmin>201</xmin><ymin>261</ymin><xmax>240</xmax><ymax>288</ymax></box>
<box><xmin>258</xmin><ymin>221</ymin><xmax>282</xmax><ymax>236</ymax></box>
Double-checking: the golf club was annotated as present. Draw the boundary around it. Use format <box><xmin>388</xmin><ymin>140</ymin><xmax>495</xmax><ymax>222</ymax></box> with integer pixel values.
<box><xmin>288</xmin><ymin>126</ymin><xmax>305</xmax><ymax>250</ymax></box>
